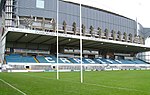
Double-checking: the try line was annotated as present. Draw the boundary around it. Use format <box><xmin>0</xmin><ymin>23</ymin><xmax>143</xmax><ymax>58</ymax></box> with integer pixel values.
<box><xmin>0</xmin><ymin>79</ymin><xmax>27</xmax><ymax>95</ymax></box>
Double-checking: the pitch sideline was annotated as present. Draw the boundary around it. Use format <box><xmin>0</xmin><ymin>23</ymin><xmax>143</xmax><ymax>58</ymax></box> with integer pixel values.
<box><xmin>0</xmin><ymin>79</ymin><xmax>27</xmax><ymax>95</ymax></box>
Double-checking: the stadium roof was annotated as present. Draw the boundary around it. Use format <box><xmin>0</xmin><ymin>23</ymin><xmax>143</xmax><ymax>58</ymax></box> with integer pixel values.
<box><xmin>0</xmin><ymin>0</ymin><xmax>135</xmax><ymax>22</ymax></box>
<box><xmin>4</xmin><ymin>27</ymin><xmax>150</xmax><ymax>53</ymax></box>
<box><xmin>62</xmin><ymin>0</ymin><xmax>135</xmax><ymax>22</ymax></box>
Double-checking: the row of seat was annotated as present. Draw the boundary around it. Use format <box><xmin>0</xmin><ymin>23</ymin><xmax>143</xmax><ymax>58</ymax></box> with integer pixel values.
<box><xmin>5</xmin><ymin>54</ymin><xmax>36</xmax><ymax>63</ymax></box>
<box><xmin>5</xmin><ymin>54</ymin><xmax>148</xmax><ymax>64</ymax></box>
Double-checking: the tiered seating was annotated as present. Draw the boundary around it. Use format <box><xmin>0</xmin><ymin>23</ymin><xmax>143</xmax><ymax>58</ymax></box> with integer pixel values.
<box><xmin>94</xmin><ymin>58</ymin><xmax>120</xmax><ymax>64</ymax></box>
<box><xmin>44</xmin><ymin>56</ymin><xmax>57</xmax><ymax>63</ymax></box>
<box><xmin>94</xmin><ymin>58</ymin><xmax>106</xmax><ymax>64</ymax></box>
<box><xmin>104</xmin><ymin>59</ymin><xmax>120</xmax><ymax>64</ymax></box>
<box><xmin>5</xmin><ymin>54</ymin><xmax>36</xmax><ymax>63</ymax></box>
<box><xmin>22</xmin><ymin>56</ymin><xmax>36</xmax><ymax>63</ymax></box>
<box><xmin>116</xmin><ymin>59</ymin><xmax>135</xmax><ymax>64</ymax></box>
<box><xmin>5</xmin><ymin>54</ymin><xmax>148</xmax><ymax>65</ymax></box>
<box><xmin>37</xmin><ymin>56</ymin><xmax>72</xmax><ymax>64</ymax></box>
<box><xmin>68</xmin><ymin>58</ymin><xmax>80</xmax><ymax>64</ymax></box>
<box><xmin>132</xmin><ymin>59</ymin><xmax>147</xmax><ymax>64</ymax></box>
<box><xmin>82</xmin><ymin>58</ymin><xmax>97</xmax><ymax>64</ymax></box>
<box><xmin>36</xmin><ymin>56</ymin><xmax>49</xmax><ymax>63</ymax></box>
<box><xmin>59</xmin><ymin>58</ymin><xmax>72</xmax><ymax>64</ymax></box>
<box><xmin>68</xmin><ymin>58</ymin><xmax>97</xmax><ymax>64</ymax></box>
<box><xmin>51</xmin><ymin>56</ymin><xmax>72</xmax><ymax>64</ymax></box>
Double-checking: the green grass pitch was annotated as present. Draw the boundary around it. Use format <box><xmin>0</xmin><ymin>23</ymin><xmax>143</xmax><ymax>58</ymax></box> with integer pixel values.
<box><xmin>1</xmin><ymin>70</ymin><xmax>150</xmax><ymax>95</ymax></box>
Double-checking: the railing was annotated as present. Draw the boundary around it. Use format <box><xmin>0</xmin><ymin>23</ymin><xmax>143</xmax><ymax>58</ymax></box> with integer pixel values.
<box><xmin>4</xmin><ymin>16</ymin><xmax>145</xmax><ymax>45</ymax></box>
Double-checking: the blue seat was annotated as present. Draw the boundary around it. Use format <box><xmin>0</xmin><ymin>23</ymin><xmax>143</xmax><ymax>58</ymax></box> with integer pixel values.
<box><xmin>119</xmin><ymin>59</ymin><xmax>135</xmax><ymax>64</ymax></box>
<box><xmin>133</xmin><ymin>59</ymin><xmax>147</xmax><ymax>64</ymax></box>
<box><xmin>105</xmin><ymin>59</ymin><xmax>120</xmax><ymax>64</ymax></box>
<box><xmin>44</xmin><ymin>56</ymin><xmax>57</xmax><ymax>63</ymax></box>
<box><xmin>82</xmin><ymin>58</ymin><xmax>97</xmax><ymax>64</ymax></box>
<box><xmin>69</xmin><ymin>58</ymin><xmax>97</xmax><ymax>64</ymax></box>
<box><xmin>36</xmin><ymin>56</ymin><xmax>49</xmax><ymax>63</ymax></box>
<box><xmin>43</xmin><ymin>56</ymin><xmax>71</xmax><ymax>64</ymax></box>
<box><xmin>5</xmin><ymin>55</ymin><xmax>36</xmax><ymax>63</ymax></box>
<box><xmin>22</xmin><ymin>56</ymin><xmax>36</xmax><ymax>63</ymax></box>
<box><xmin>68</xmin><ymin>58</ymin><xmax>80</xmax><ymax>64</ymax></box>
<box><xmin>94</xmin><ymin>58</ymin><xmax>121</xmax><ymax>64</ymax></box>
<box><xmin>59</xmin><ymin>58</ymin><xmax>71</xmax><ymax>64</ymax></box>
<box><xmin>94</xmin><ymin>58</ymin><xmax>107</xmax><ymax>64</ymax></box>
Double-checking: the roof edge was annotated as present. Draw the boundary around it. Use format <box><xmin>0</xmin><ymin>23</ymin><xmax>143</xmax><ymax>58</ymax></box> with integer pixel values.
<box><xmin>61</xmin><ymin>0</ymin><xmax>135</xmax><ymax>22</ymax></box>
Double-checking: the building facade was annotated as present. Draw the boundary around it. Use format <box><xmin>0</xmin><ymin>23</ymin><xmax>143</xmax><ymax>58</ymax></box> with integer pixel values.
<box><xmin>1</xmin><ymin>0</ymin><xmax>144</xmax><ymax>37</ymax></box>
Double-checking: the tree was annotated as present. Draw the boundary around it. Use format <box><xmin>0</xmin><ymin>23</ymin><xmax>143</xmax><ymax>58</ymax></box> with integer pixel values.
<box><xmin>97</xmin><ymin>27</ymin><xmax>101</xmax><ymax>38</ymax></box>
<box><xmin>72</xmin><ymin>22</ymin><xmax>76</xmax><ymax>35</ymax></box>
<box><xmin>128</xmin><ymin>33</ymin><xmax>132</xmax><ymax>42</ymax></box>
<box><xmin>123</xmin><ymin>32</ymin><xmax>127</xmax><ymax>42</ymax></box>
<box><xmin>105</xmin><ymin>28</ymin><xmax>109</xmax><ymax>39</ymax></box>
<box><xmin>133</xmin><ymin>34</ymin><xmax>137</xmax><ymax>43</ymax></box>
<box><xmin>52</xmin><ymin>19</ymin><xmax>56</xmax><ymax>32</ymax></box>
<box><xmin>90</xmin><ymin>25</ymin><xmax>94</xmax><ymax>37</ymax></box>
<box><xmin>141</xmin><ymin>37</ymin><xmax>145</xmax><ymax>44</ymax></box>
<box><xmin>82</xmin><ymin>24</ymin><xmax>85</xmax><ymax>36</ymax></box>
<box><xmin>117</xmin><ymin>31</ymin><xmax>121</xmax><ymax>41</ymax></box>
<box><xmin>111</xmin><ymin>30</ymin><xmax>116</xmax><ymax>40</ymax></box>
<box><xmin>63</xmin><ymin>20</ymin><xmax>67</xmax><ymax>34</ymax></box>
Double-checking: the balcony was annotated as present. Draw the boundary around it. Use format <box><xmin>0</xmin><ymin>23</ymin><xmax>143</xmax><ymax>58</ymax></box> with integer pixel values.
<box><xmin>3</xmin><ymin>16</ymin><xmax>145</xmax><ymax>45</ymax></box>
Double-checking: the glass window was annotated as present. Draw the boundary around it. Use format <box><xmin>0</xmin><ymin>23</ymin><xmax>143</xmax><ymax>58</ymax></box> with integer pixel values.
<box><xmin>36</xmin><ymin>0</ymin><xmax>44</xmax><ymax>8</ymax></box>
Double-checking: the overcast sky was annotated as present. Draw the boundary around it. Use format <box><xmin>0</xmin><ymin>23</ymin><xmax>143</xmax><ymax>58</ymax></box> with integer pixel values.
<box><xmin>65</xmin><ymin>0</ymin><xmax>150</xmax><ymax>28</ymax></box>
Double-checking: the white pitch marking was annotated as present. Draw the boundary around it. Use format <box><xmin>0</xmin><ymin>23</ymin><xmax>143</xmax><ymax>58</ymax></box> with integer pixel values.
<box><xmin>23</xmin><ymin>73</ymin><xmax>150</xmax><ymax>94</ymax></box>
<box><xmin>84</xmin><ymin>82</ymin><xmax>148</xmax><ymax>93</ymax></box>
<box><xmin>0</xmin><ymin>79</ymin><xmax>27</xmax><ymax>95</ymax></box>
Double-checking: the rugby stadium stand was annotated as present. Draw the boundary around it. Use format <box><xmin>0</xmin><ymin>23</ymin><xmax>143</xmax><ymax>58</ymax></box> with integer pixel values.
<box><xmin>5</xmin><ymin>54</ymin><xmax>148</xmax><ymax>64</ymax></box>
<box><xmin>1</xmin><ymin>0</ymin><xmax>150</xmax><ymax>72</ymax></box>
<box><xmin>4</xmin><ymin>54</ymin><xmax>150</xmax><ymax>71</ymax></box>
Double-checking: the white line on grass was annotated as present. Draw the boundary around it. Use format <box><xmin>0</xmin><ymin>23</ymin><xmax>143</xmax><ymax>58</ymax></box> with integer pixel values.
<box><xmin>59</xmin><ymin>77</ymin><xmax>150</xmax><ymax>94</ymax></box>
<box><xmin>0</xmin><ymin>79</ymin><xmax>27</xmax><ymax>95</ymax></box>
<box><xmin>22</xmin><ymin>73</ymin><xmax>150</xmax><ymax>94</ymax></box>
<box><xmin>84</xmin><ymin>82</ymin><xmax>146</xmax><ymax>93</ymax></box>
<box><xmin>22</xmin><ymin>74</ymin><xmax>80</xmax><ymax>94</ymax></box>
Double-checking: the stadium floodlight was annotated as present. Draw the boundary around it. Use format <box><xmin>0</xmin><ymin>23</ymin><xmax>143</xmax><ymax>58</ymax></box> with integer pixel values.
<box><xmin>80</xmin><ymin>1</ymin><xmax>83</xmax><ymax>83</ymax></box>
<box><xmin>56</xmin><ymin>0</ymin><xmax>59</xmax><ymax>80</ymax></box>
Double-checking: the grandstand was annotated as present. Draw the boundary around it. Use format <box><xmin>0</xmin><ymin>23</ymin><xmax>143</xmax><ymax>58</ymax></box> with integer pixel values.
<box><xmin>0</xmin><ymin>0</ymin><xmax>150</xmax><ymax>72</ymax></box>
<box><xmin>3</xmin><ymin>53</ymin><xmax>150</xmax><ymax>72</ymax></box>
